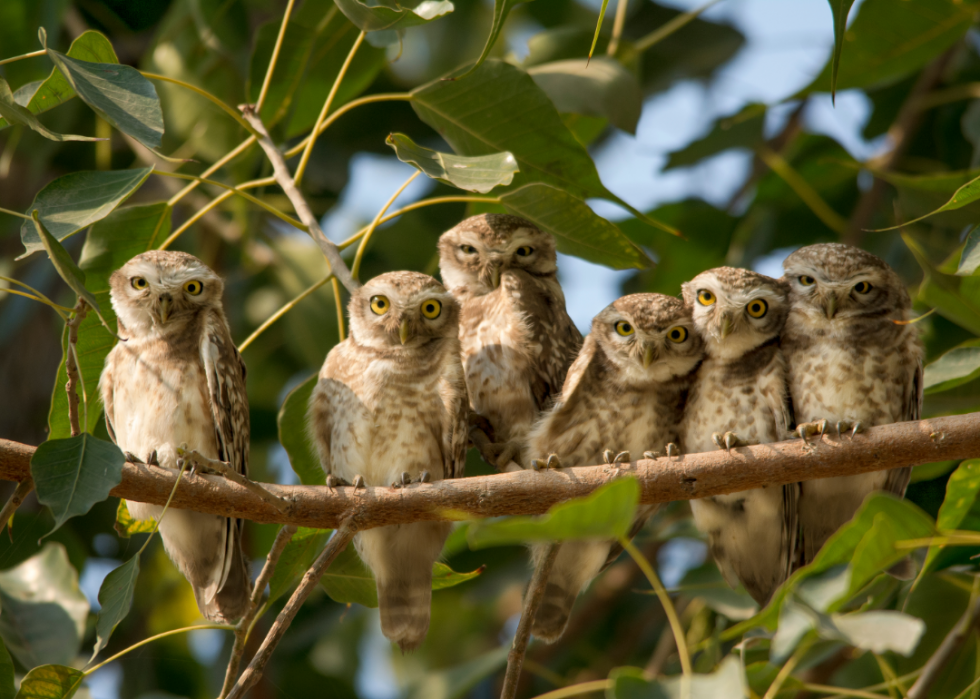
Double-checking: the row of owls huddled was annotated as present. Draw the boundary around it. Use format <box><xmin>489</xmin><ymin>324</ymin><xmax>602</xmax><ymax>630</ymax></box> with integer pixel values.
<box><xmin>99</xmin><ymin>213</ymin><xmax>922</xmax><ymax>653</ymax></box>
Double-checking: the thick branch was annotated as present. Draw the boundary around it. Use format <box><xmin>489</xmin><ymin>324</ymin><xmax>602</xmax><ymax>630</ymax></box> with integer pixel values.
<box><xmin>1</xmin><ymin>414</ymin><xmax>978</xmax><ymax>530</ymax></box>
<box><xmin>238</xmin><ymin>105</ymin><xmax>360</xmax><ymax>295</ymax></box>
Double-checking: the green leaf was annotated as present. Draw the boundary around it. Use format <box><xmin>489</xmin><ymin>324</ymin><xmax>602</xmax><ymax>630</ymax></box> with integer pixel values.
<box><xmin>14</xmin><ymin>665</ymin><xmax>84</xmax><ymax>699</ymax></box>
<box><xmin>47</xmin><ymin>203</ymin><xmax>169</xmax><ymax>440</ymax></box>
<box><xmin>19</xmin><ymin>168</ymin><xmax>153</xmax><ymax>257</ymax></box>
<box><xmin>827</xmin><ymin>0</ymin><xmax>856</xmax><ymax>102</ymax></box>
<box><xmin>0</xmin><ymin>639</ymin><xmax>14</xmax><ymax>699</ymax></box>
<box><xmin>31</xmin><ymin>433</ymin><xmax>125</xmax><ymax>536</ymax></box>
<box><xmin>874</xmin><ymin>171</ymin><xmax>980</xmax><ymax>231</ymax></box>
<box><xmin>610</xmin><ymin>655</ymin><xmax>746</xmax><ymax>699</ymax></box>
<box><xmin>269</xmin><ymin>526</ymin><xmax>330</xmax><ymax>605</ymax></box>
<box><xmin>467</xmin><ymin>477</ymin><xmax>639</xmax><ymax>549</ymax></box>
<box><xmin>588</xmin><ymin>0</ymin><xmax>610</xmax><ymax>60</ymax></box>
<box><xmin>320</xmin><ymin>540</ymin><xmax>378</xmax><ymax>608</ymax></box>
<box><xmin>30</xmin><ymin>213</ymin><xmax>103</xmax><ymax>319</ymax></box>
<box><xmin>386</xmin><ymin>133</ymin><xmax>518</xmax><ymax>194</ymax></box>
<box><xmin>277</xmin><ymin>374</ymin><xmax>326</xmax><ymax>486</ymax></box>
<box><xmin>679</xmin><ymin>563</ymin><xmax>757</xmax><ymax>621</ymax></box>
<box><xmin>0</xmin><ymin>544</ymin><xmax>89</xmax><ymax>668</ymax></box>
<box><xmin>664</xmin><ymin>103</ymin><xmax>766</xmax><ymax>170</ymax></box>
<box><xmin>462</xmin><ymin>0</ymin><xmax>532</xmax><ymax>77</ymax></box>
<box><xmin>45</xmin><ymin>47</ymin><xmax>164</xmax><ymax>149</ymax></box>
<box><xmin>958</xmin><ymin>225</ymin><xmax>980</xmax><ymax>276</ymax></box>
<box><xmin>0</xmin><ymin>77</ymin><xmax>103</xmax><ymax>142</ymax></box>
<box><xmin>924</xmin><ymin>339</ymin><xmax>980</xmax><ymax>394</ymax></box>
<box><xmin>247</xmin><ymin>19</ymin><xmax>316</xmax><ymax>128</ymax></box>
<box><xmin>334</xmin><ymin>0</ymin><xmax>454</xmax><ymax>32</ymax></box>
<box><xmin>113</xmin><ymin>499</ymin><xmax>155</xmax><ymax>538</ymax></box>
<box><xmin>528</xmin><ymin>58</ymin><xmax>642</xmax><ymax>135</ymax></box>
<box><xmin>903</xmin><ymin>233</ymin><xmax>980</xmax><ymax>336</ymax></box>
<box><xmin>0</xmin><ymin>31</ymin><xmax>118</xmax><ymax>132</ymax></box>
<box><xmin>831</xmin><ymin>610</ymin><xmax>925</xmax><ymax>656</ymax></box>
<box><xmin>91</xmin><ymin>554</ymin><xmax>140</xmax><ymax>660</ymax></box>
<box><xmin>925</xmin><ymin>460</ymin><xmax>980</xmax><ymax>572</ymax></box>
<box><xmin>431</xmin><ymin>562</ymin><xmax>484</xmax><ymax>591</ymax></box>
<box><xmin>500</xmin><ymin>183</ymin><xmax>650</xmax><ymax>269</ymax></box>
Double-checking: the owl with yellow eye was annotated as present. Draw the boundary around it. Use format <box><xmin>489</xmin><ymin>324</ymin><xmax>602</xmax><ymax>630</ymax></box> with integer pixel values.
<box><xmin>678</xmin><ymin>267</ymin><xmax>798</xmax><ymax>606</ymax></box>
<box><xmin>307</xmin><ymin>271</ymin><xmax>468</xmax><ymax>651</ymax></box>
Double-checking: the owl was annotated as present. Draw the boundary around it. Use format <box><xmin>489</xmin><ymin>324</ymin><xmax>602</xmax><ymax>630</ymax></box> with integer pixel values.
<box><xmin>782</xmin><ymin>243</ymin><xmax>923</xmax><ymax>565</ymax></box>
<box><xmin>525</xmin><ymin>294</ymin><xmax>704</xmax><ymax>641</ymax></box>
<box><xmin>99</xmin><ymin>251</ymin><xmax>251</xmax><ymax>624</ymax></box>
<box><xmin>307</xmin><ymin>271</ymin><xmax>468</xmax><ymax>651</ymax></box>
<box><xmin>438</xmin><ymin>214</ymin><xmax>582</xmax><ymax>470</ymax></box>
<box><xmin>678</xmin><ymin>267</ymin><xmax>797</xmax><ymax>606</ymax></box>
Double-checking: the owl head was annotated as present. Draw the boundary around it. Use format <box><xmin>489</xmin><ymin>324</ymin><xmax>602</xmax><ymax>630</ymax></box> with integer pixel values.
<box><xmin>349</xmin><ymin>271</ymin><xmax>459</xmax><ymax>351</ymax></box>
<box><xmin>592</xmin><ymin>293</ymin><xmax>703</xmax><ymax>385</ymax></box>
<box><xmin>109</xmin><ymin>250</ymin><xmax>224</xmax><ymax>338</ymax></box>
<box><xmin>437</xmin><ymin>214</ymin><xmax>557</xmax><ymax>294</ymax></box>
<box><xmin>682</xmin><ymin>267</ymin><xmax>789</xmax><ymax>360</ymax></box>
<box><xmin>781</xmin><ymin>243</ymin><xmax>911</xmax><ymax>324</ymax></box>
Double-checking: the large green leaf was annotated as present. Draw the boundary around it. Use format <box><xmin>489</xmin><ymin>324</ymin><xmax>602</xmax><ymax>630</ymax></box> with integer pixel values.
<box><xmin>611</xmin><ymin>655</ymin><xmax>745</xmax><ymax>699</ymax></box>
<box><xmin>14</xmin><ymin>665</ymin><xmax>84</xmax><ymax>699</ymax></box>
<box><xmin>874</xmin><ymin>171</ymin><xmax>980</xmax><ymax>231</ymax></box>
<box><xmin>91</xmin><ymin>554</ymin><xmax>140</xmax><ymax>660</ymax></box>
<box><xmin>31</xmin><ymin>433</ymin><xmax>124</xmax><ymax>535</ymax></box>
<box><xmin>924</xmin><ymin>339</ymin><xmax>980</xmax><ymax>394</ymax></box>
<box><xmin>0</xmin><ymin>77</ymin><xmax>101</xmax><ymax>142</ymax></box>
<box><xmin>467</xmin><ymin>477</ymin><xmax>639</xmax><ymax>549</ymax></box>
<box><xmin>0</xmin><ymin>544</ymin><xmax>89</xmax><ymax>668</ymax></box>
<box><xmin>387</xmin><ymin>133</ymin><xmax>518</xmax><ymax>194</ymax></box>
<box><xmin>0</xmin><ymin>640</ymin><xmax>14</xmax><ymax>699</ymax></box>
<box><xmin>665</xmin><ymin>103</ymin><xmax>766</xmax><ymax>170</ymax></box>
<box><xmin>827</xmin><ymin>0</ymin><xmax>856</xmax><ymax>102</ymax></box>
<box><xmin>925</xmin><ymin>460</ymin><xmax>980</xmax><ymax>572</ymax></box>
<box><xmin>19</xmin><ymin>168</ymin><xmax>153</xmax><ymax>257</ymax></box>
<box><xmin>500</xmin><ymin>183</ymin><xmax>650</xmax><ymax>269</ymax></box>
<box><xmin>47</xmin><ymin>203</ymin><xmax>169</xmax><ymax>440</ymax></box>
<box><xmin>269</xmin><ymin>526</ymin><xmax>330</xmax><ymax>605</ymax></box>
<box><xmin>904</xmin><ymin>233</ymin><xmax>980</xmax><ymax>336</ymax></box>
<box><xmin>958</xmin><ymin>225</ymin><xmax>980</xmax><ymax>276</ymax></box>
<box><xmin>277</xmin><ymin>374</ymin><xmax>326</xmax><ymax>486</ymax></box>
<box><xmin>30</xmin><ymin>214</ymin><xmax>104</xmax><ymax>320</ymax></box>
<box><xmin>0</xmin><ymin>31</ymin><xmax>117</xmax><ymax>132</ymax></box>
<box><xmin>334</xmin><ymin>0</ymin><xmax>453</xmax><ymax>32</ymax></box>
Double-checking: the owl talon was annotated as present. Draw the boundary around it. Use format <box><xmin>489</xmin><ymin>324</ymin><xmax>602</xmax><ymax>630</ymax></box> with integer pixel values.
<box><xmin>401</xmin><ymin>471</ymin><xmax>412</xmax><ymax>486</ymax></box>
<box><xmin>530</xmin><ymin>458</ymin><xmax>544</xmax><ymax>471</ymax></box>
<box><xmin>796</xmin><ymin>420</ymin><xmax>828</xmax><ymax>442</ymax></box>
<box><xmin>666</xmin><ymin>442</ymin><xmax>679</xmax><ymax>457</ymax></box>
<box><xmin>547</xmin><ymin>453</ymin><xmax>561</xmax><ymax>469</ymax></box>
<box><xmin>614</xmin><ymin>451</ymin><xmax>630</xmax><ymax>464</ymax></box>
<box><xmin>326</xmin><ymin>474</ymin><xmax>350</xmax><ymax>488</ymax></box>
<box><xmin>147</xmin><ymin>450</ymin><xmax>159</xmax><ymax>467</ymax></box>
<box><xmin>642</xmin><ymin>450</ymin><xmax>659</xmax><ymax>460</ymax></box>
<box><xmin>603</xmin><ymin>449</ymin><xmax>615</xmax><ymax>465</ymax></box>
<box><xmin>418</xmin><ymin>471</ymin><xmax>431</xmax><ymax>483</ymax></box>
<box><xmin>713</xmin><ymin>432</ymin><xmax>739</xmax><ymax>451</ymax></box>
<box><xmin>124</xmin><ymin>451</ymin><xmax>144</xmax><ymax>465</ymax></box>
<box><xmin>711</xmin><ymin>433</ymin><xmax>725</xmax><ymax>450</ymax></box>
<box><xmin>352</xmin><ymin>475</ymin><xmax>366</xmax><ymax>489</ymax></box>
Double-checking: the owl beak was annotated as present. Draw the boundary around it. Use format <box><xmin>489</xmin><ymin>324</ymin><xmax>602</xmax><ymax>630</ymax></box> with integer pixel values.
<box><xmin>643</xmin><ymin>344</ymin><xmax>657</xmax><ymax>368</ymax></box>
<box><xmin>158</xmin><ymin>293</ymin><xmax>173</xmax><ymax>323</ymax></box>
<box><xmin>824</xmin><ymin>293</ymin><xmax>838</xmax><ymax>320</ymax></box>
<box><xmin>489</xmin><ymin>263</ymin><xmax>501</xmax><ymax>289</ymax></box>
<box><xmin>399</xmin><ymin>318</ymin><xmax>411</xmax><ymax>345</ymax></box>
<box><xmin>719</xmin><ymin>311</ymin><xmax>734</xmax><ymax>339</ymax></box>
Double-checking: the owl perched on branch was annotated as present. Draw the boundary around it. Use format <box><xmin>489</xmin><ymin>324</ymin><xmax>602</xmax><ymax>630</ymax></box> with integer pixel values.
<box><xmin>100</xmin><ymin>251</ymin><xmax>251</xmax><ymax>624</ymax></box>
<box><xmin>307</xmin><ymin>271</ymin><xmax>468</xmax><ymax>651</ymax></box>
<box><xmin>679</xmin><ymin>267</ymin><xmax>797</xmax><ymax>606</ymax></box>
<box><xmin>782</xmin><ymin>243</ymin><xmax>923</xmax><ymax>566</ymax></box>
<box><xmin>438</xmin><ymin>214</ymin><xmax>581</xmax><ymax>471</ymax></box>
<box><xmin>525</xmin><ymin>294</ymin><xmax>703</xmax><ymax>642</ymax></box>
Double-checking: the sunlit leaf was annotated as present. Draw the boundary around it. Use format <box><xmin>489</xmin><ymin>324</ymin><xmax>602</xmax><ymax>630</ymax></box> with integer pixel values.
<box><xmin>14</xmin><ymin>665</ymin><xmax>84</xmax><ymax>699</ymax></box>
<box><xmin>679</xmin><ymin>563</ymin><xmax>757</xmax><ymax>621</ymax></box>
<box><xmin>431</xmin><ymin>563</ymin><xmax>483</xmax><ymax>590</ymax></box>
<box><xmin>387</xmin><ymin>133</ymin><xmax>518</xmax><ymax>194</ymax></box>
<box><xmin>831</xmin><ymin>610</ymin><xmax>925</xmax><ymax>655</ymax></box>
<box><xmin>903</xmin><ymin>233</ymin><xmax>980</xmax><ymax>336</ymax></box>
<box><xmin>91</xmin><ymin>554</ymin><xmax>140</xmax><ymax>660</ymax></box>
<box><xmin>461</xmin><ymin>0</ymin><xmax>532</xmax><ymax>77</ymax></box>
<box><xmin>30</xmin><ymin>214</ymin><xmax>103</xmax><ymax>319</ymax></box>
<box><xmin>0</xmin><ymin>77</ymin><xmax>102</xmax><ymax>142</ymax></box>
<box><xmin>924</xmin><ymin>339</ymin><xmax>980</xmax><ymax>394</ymax></box>
<box><xmin>334</xmin><ymin>0</ymin><xmax>454</xmax><ymax>33</ymax></box>
<box><xmin>269</xmin><ymin>526</ymin><xmax>330</xmax><ymax>605</ymax></box>
<box><xmin>277</xmin><ymin>374</ymin><xmax>326</xmax><ymax>486</ymax></box>
<box><xmin>528</xmin><ymin>58</ymin><xmax>642</xmax><ymax>134</ymax></box>
<box><xmin>925</xmin><ymin>460</ymin><xmax>980</xmax><ymax>572</ymax></box>
<box><xmin>588</xmin><ymin>0</ymin><xmax>610</xmax><ymax>61</ymax></box>
<box><xmin>610</xmin><ymin>655</ymin><xmax>746</xmax><ymax>698</ymax></box>
<box><xmin>114</xmin><ymin>499</ymin><xmax>155</xmax><ymax>538</ymax></box>
<box><xmin>958</xmin><ymin>225</ymin><xmax>980</xmax><ymax>276</ymax></box>
<box><xmin>827</xmin><ymin>0</ymin><xmax>856</xmax><ymax>102</ymax></box>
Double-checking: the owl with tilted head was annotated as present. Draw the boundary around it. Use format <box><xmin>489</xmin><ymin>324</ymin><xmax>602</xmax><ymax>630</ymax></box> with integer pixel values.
<box><xmin>307</xmin><ymin>271</ymin><xmax>468</xmax><ymax>651</ymax></box>
<box><xmin>678</xmin><ymin>267</ymin><xmax>798</xmax><ymax>606</ymax></box>
<box><xmin>525</xmin><ymin>293</ymin><xmax>703</xmax><ymax>642</ymax></box>
<box><xmin>782</xmin><ymin>243</ymin><xmax>923</xmax><ymax>567</ymax></box>
<box><xmin>438</xmin><ymin>214</ymin><xmax>582</xmax><ymax>471</ymax></box>
<box><xmin>99</xmin><ymin>250</ymin><xmax>251</xmax><ymax>624</ymax></box>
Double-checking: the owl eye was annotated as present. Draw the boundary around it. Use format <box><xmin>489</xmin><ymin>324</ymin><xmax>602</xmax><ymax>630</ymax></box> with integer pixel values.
<box><xmin>854</xmin><ymin>281</ymin><xmax>873</xmax><ymax>294</ymax></box>
<box><xmin>747</xmin><ymin>299</ymin><xmax>768</xmax><ymax>318</ymax></box>
<box><xmin>421</xmin><ymin>299</ymin><xmax>442</xmax><ymax>319</ymax></box>
<box><xmin>183</xmin><ymin>280</ymin><xmax>203</xmax><ymax>296</ymax></box>
<box><xmin>799</xmin><ymin>275</ymin><xmax>815</xmax><ymax>286</ymax></box>
<box><xmin>131</xmin><ymin>277</ymin><xmax>148</xmax><ymax>290</ymax></box>
<box><xmin>667</xmin><ymin>326</ymin><xmax>688</xmax><ymax>343</ymax></box>
<box><xmin>615</xmin><ymin>321</ymin><xmax>634</xmax><ymax>336</ymax></box>
<box><xmin>370</xmin><ymin>295</ymin><xmax>390</xmax><ymax>315</ymax></box>
<box><xmin>697</xmin><ymin>290</ymin><xmax>715</xmax><ymax>306</ymax></box>
<box><xmin>460</xmin><ymin>244</ymin><xmax>477</xmax><ymax>255</ymax></box>
<box><xmin>516</xmin><ymin>246</ymin><xmax>533</xmax><ymax>257</ymax></box>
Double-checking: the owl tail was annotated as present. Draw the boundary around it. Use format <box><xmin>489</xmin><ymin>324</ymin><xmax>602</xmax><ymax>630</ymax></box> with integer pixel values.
<box><xmin>530</xmin><ymin>581</ymin><xmax>577</xmax><ymax>643</ymax></box>
<box><xmin>198</xmin><ymin>521</ymin><xmax>251</xmax><ymax>624</ymax></box>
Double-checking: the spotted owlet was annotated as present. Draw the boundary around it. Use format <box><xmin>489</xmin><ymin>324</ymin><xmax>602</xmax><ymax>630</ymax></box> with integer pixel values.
<box><xmin>438</xmin><ymin>214</ymin><xmax>582</xmax><ymax>470</ymax></box>
<box><xmin>99</xmin><ymin>251</ymin><xmax>251</xmax><ymax>623</ymax></box>
<box><xmin>307</xmin><ymin>272</ymin><xmax>468</xmax><ymax>651</ymax></box>
<box><xmin>678</xmin><ymin>267</ymin><xmax>798</xmax><ymax>606</ymax></box>
<box><xmin>525</xmin><ymin>293</ymin><xmax>703</xmax><ymax>641</ymax></box>
<box><xmin>782</xmin><ymin>244</ymin><xmax>923</xmax><ymax>565</ymax></box>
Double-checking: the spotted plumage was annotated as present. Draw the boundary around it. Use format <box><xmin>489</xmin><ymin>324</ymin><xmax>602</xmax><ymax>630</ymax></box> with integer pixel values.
<box><xmin>782</xmin><ymin>243</ymin><xmax>923</xmax><ymax>565</ymax></box>
<box><xmin>438</xmin><ymin>214</ymin><xmax>582</xmax><ymax>470</ymax></box>
<box><xmin>679</xmin><ymin>267</ymin><xmax>797</xmax><ymax>605</ymax></box>
<box><xmin>308</xmin><ymin>271</ymin><xmax>467</xmax><ymax>651</ymax></box>
<box><xmin>100</xmin><ymin>251</ymin><xmax>250</xmax><ymax>624</ymax></box>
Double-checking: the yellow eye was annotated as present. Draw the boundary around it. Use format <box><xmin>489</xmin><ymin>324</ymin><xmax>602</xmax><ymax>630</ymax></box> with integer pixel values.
<box><xmin>183</xmin><ymin>280</ymin><xmax>203</xmax><ymax>296</ymax></box>
<box><xmin>131</xmin><ymin>277</ymin><xmax>148</xmax><ymax>290</ymax></box>
<box><xmin>370</xmin><ymin>295</ymin><xmax>390</xmax><ymax>315</ymax></box>
<box><xmin>747</xmin><ymin>299</ymin><xmax>768</xmax><ymax>318</ymax></box>
<box><xmin>421</xmin><ymin>299</ymin><xmax>442</xmax><ymax>319</ymax></box>
<box><xmin>615</xmin><ymin>321</ymin><xmax>634</xmax><ymax>336</ymax></box>
<box><xmin>667</xmin><ymin>326</ymin><xmax>688</xmax><ymax>343</ymax></box>
<box><xmin>516</xmin><ymin>246</ymin><xmax>533</xmax><ymax>257</ymax></box>
<box><xmin>854</xmin><ymin>281</ymin><xmax>872</xmax><ymax>294</ymax></box>
<box><xmin>697</xmin><ymin>290</ymin><xmax>715</xmax><ymax>306</ymax></box>
<box><xmin>799</xmin><ymin>275</ymin><xmax>815</xmax><ymax>286</ymax></box>
<box><xmin>460</xmin><ymin>244</ymin><xmax>477</xmax><ymax>254</ymax></box>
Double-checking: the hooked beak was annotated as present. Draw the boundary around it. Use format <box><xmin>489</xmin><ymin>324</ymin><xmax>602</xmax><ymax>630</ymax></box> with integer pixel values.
<box><xmin>158</xmin><ymin>293</ymin><xmax>173</xmax><ymax>324</ymax></box>
<box><xmin>719</xmin><ymin>311</ymin><xmax>734</xmax><ymax>339</ymax></box>
<box><xmin>399</xmin><ymin>318</ymin><xmax>411</xmax><ymax>345</ymax></box>
<box><xmin>643</xmin><ymin>344</ymin><xmax>656</xmax><ymax>368</ymax></box>
<box><xmin>824</xmin><ymin>293</ymin><xmax>838</xmax><ymax>320</ymax></box>
<box><xmin>489</xmin><ymin>263</ymin><xmax>501</xmax><ymax>289</ymax></box>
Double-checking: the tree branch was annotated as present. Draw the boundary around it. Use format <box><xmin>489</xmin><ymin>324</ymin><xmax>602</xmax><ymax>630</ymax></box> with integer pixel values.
<box><xmin>0</xmin><ymin>478</ymin><xmax>34</xmax><ymax>538</ymax></box>
<box><xmin>65</xmin><ymin>300</ymin><xmax>88</xmax><ymax>438</ymax></box>
<box><xmin>0</xmin><ymin>414</ymin><xmax>978</xmax><ymax>530</ymax></box>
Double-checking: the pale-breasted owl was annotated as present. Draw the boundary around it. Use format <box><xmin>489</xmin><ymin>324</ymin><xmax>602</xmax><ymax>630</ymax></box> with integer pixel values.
<box><xmin>678</xmin><ymin>267</ymin><xmax>798</xmax><ymax>606</ymax></box>
<box><xmin>438</xmin><ymin>214</ymin><xmax>582</xmax><ymax>470</ymax></box>
<box><xmin>525</xmin><ymin>294</ymin><xmax>703</xmax><ymax>641</ymax></box>
<box><xmin>307</xmin><ymin>271</ymin><xmax>468</xmax><ymax>651</ymax></box>
<box><xmin>99</xmin><ymin>251</ymin><xmax>251</xmax><ymax>624</ymax></box>
<box><xmin>781</xmin><ymin>243</ymin><xmax>923</xmax><ymax>565</ymax></box>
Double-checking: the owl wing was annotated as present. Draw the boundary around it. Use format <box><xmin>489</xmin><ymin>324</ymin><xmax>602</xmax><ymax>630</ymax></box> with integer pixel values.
<box><xmin>884</xmin><ymin>357</ymin><xmax>923</xmax><ymax>498</ymax></box>
<box><xmin>100</xmin><ymin>353</ymin><xmax>118</xmax><ymax>445</ymax></box>
<box><xmin>441</xmin><ymin>342</ymin><xmax>470</xmax><ymax>480</ymax></box>
<box><xmin>526</xmin><ymin>335</ymin><xmax>597</xmax><ymax>458</ymax></box>
<box><xmin>530</xmin><ymin>308</ymin><xmax>583</xmax><ymax>413</ymax></box>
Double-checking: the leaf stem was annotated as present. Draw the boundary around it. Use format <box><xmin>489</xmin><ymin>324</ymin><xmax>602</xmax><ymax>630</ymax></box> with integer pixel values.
<box><xmin>607</xmin><ymin>0</ymin><xmax>629</xmax><ymax>56</ymax></box>
<box><xmin>0</xmin><ymin>205</ymin><xmax>32</xmax><ymax>220</ymax></box>
<box><xmin>238</xmin><ymin>274</ymin><xmax>334</xmax><ymax>353</ymax></box>
<box><xmin>530</xmin><ymin>680</ymin><xmax>613</xmax><ymax>699</ymax></box>
<box><xmin>758</xmin><ymin>145</ymin><xmax>848</xmax><ymax>236</ymax></box>
<box><xmin>0</xmin><ymin>479</ymin><xmax>34</xmax><ymax>538</ymax></box>
<box><xmin>803</xmin><ymin>685</ymin><xmax>891</xmax><ymax>699</ymax></box>
<box><xmin>85</xmin><ymin>623</ymin><xmax>233</xmax><ymax>676</ymax></box>
<box><xmin>633</xmin><ymin>0</ymin><xmax>724</xmax><ymax>53</ymax></box>
<box><xmin>332</xmin><ymin>277</ymin><xmax>345</xmax><ymax>342</ymax></box>
<box><xmin>164</xmin><ymin>136</ymin><xmax>257</xmax><ymax>210</ymax></box>
<box><xmin>764</xmin><ymin>638</ymin><xmax>812</xmax><ymax>699</ymax></box>
<box><xmin>137</xmin><ymin>451</ymin><xmax>191</xmax><ymax>556</ymax></box>
<box><xmin>337</xmin><ymin>195</ymin><xmax>499</xmax><ymax>249</ymax></box>
<box><xmin>153</xmin><ymin>171</ymin><xmax>298</xmax><ymax>227</ymax></box>
<box><xmin>284</xmin><ymin>93</ymin><xmax>412</xmax><ymax>160</ymax></box>
<box><xmin>0</xmin><ymin>49</ymin><xmax>46</xmax><ymax>67</ymax></box>
<box><xmin>351</xmin><ymin>171</ymin><xmax>421</xmax><ymax>280</ymax></box>
<box><xmin>255</xmin><ymin>0</ymin><xmax>297</xmax><ymax>114</ymax></box>
<box><xmin>142</xmin><ymin>73</ymin><xmax>259</xmax><ymax>136</ymax></box>
<box><xmin>0</xmin><ymin>275</ymin><xmax>72</xmax><ymax>315</ymax></box>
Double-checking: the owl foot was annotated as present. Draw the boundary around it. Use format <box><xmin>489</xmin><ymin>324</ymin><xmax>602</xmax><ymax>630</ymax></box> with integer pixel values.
<box><xmin>796</xmin><ymin>420</ymin><xmax>828</xmax><ymax>442</ymax></box>
<box><xmin>352</xmin><ymin>475</ymin><xmax>366</xmax><ymax>489</ymax></box>
<box><xmin>530</xmin><ymin>453</ymin><xmax>562</xmax><ymax>471</ymax></box>
<box><xmin>479</xmin><ymin>439</ymin><xmax>523</xmax><ymax>472</ymax></box>
<box><xmin>147</xmin><ymin>450</ymin><xmax>159</xmax><ymax>467</ymax></box>
<box><xmin>665</xmin><ymin>442</ymin><xmax>679</xmax><ymax>457</ymax></box>
<box><xmin>602</xmin><ymin>449</ymin><xmax>615</xmax><ymax>465</ymax></box>
<box><xmin>124</xmin><ymin>452</ymin><xmax>144</xmax><ymax>465</ymax></box>
<box><xmin>418</xmin><ymin>471</ymin><xmax>431</xmax><ymax>483</ymax></box>
<box><xmin>836</xmin><ymin>420</ymin><xmax>863</xmax><ymax>437</ymax></box>
<box><xmin>712</xmin><ymin>432</ymin><xmax>740</xmax><ymax>451</ymax></box>
<box><xmin>326</xmin><ymin>474</ymin><xmax>351</xmax><ymax>488</ymax></box>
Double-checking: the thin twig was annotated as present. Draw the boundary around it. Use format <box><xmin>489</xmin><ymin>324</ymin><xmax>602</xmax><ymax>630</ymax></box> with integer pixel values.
<box><xmin>255</xmin><ymin>0</ymin><xmax>296</xmax><ymax>114</ymax></box>
<box><xmin>644</xmin><ymin>597</ymin><xmax>691</xmax><ymax>677</ymax></box>
<box><xmin>65</xmin><ymin>300</ymin><xmax>89</xmax><ymax>438</ymax></box>
<box><xmin>238</xmin><ymin>274</ymin><xmax>333</xmax><ymax>353</ymax></box>
<box><xmin>501</xmin><ymin>543</ymin><xmax>561</xmax><ymax>699</ymax></box>
<box><xmin>332</xmin><ymin>277</ymin><xmax>345</xmax><ymax>341</ymax></box>
<box><xmin>632</xmin><ymin>0</ymin><xmax>724</xmax><ymax>53</ymax></box>
<box><xmin>239</xmin><ymin>106</ymin><xmax>360</xmax><ymax>295</ymax></box>
<box><xmin>351</xmin><ymin>171</ymin><xmax>421</xmax><ymax>280</ymax></box>
<box><xmin>220</xmin><ymin>524</ymin><xmax>298</xmax><ymax>699</ymax></box>
<box><xmin>758</xmin><ymin>146</ymin><xmax>848</xmax><ymax>236</ymax></box>
<box><xmin>765</xmin><ymin>638</ymin><xmax>813</xmax><ymax>699</ymax></box>
<box><xmin>607</xmin><ymin>0</ymin><xmax>629</xmax><ymax>56</ymax></box>
<box><xmin>176</xmin><ymin>448</ymin><xmax>290</xmax><ymax>514</ymax></box>
<box><xmin>225</xmin><ymin>519</ymin><xmax>357</xmax><ymax>699</ymax></box>
<box><xmin>0</xmin><ymin>479</ymin><xmax>33</xmax><ymax>538</ymax></box>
